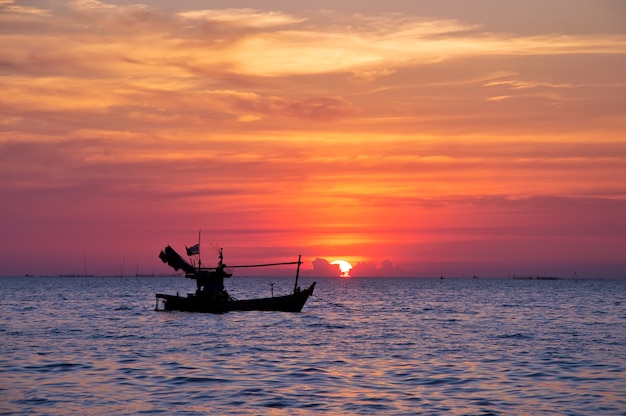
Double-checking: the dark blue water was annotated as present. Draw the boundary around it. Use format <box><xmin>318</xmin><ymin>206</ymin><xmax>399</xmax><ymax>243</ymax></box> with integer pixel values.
<box><xmin>1</xmin><ymin>276</ymin><xmax>625</xmax><ymax>415</ymax></box>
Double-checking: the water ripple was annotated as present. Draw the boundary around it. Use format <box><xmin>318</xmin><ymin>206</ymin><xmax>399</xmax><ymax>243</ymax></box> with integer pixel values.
<box><xmin>0</xmin><ymin>276</ymin><xmax>624</xmax><ymax>415</ymax></box>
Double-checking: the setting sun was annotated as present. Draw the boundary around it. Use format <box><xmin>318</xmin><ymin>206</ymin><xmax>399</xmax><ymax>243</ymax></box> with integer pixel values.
<box><xmin>331</xmin><ymin>260</ymin><xmax>353</xmax><ymax>276</ymax></box>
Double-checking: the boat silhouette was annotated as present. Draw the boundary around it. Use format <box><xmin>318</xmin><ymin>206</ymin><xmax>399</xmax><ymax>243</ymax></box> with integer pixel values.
<box><xmin>155</xmin><ymin>243</ymin><xmax>315</xmax><ymax>313</ymax></box>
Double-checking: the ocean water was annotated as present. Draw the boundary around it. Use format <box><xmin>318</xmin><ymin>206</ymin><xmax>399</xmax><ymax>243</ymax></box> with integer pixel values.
<box><xmin>1</xmin><ymin>276</ymin><xmax>625</xmax><ymax>415</ymax></box>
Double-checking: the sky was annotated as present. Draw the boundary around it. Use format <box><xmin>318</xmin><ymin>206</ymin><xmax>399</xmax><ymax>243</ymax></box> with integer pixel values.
<box><xmin>1</xmin><ymin>0</ymin><xmax>625</xmax><ymax>278</ymax></box>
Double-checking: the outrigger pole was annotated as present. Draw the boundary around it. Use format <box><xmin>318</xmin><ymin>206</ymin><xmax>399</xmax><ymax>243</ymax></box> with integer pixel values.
<box><xmin>294</xmin><ymin>255</ymin><xmax>302</xmax><ymax>294</ymax></box>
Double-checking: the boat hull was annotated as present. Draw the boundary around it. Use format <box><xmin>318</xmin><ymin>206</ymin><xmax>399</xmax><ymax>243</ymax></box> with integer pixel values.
<box><xmin>156</xmin><ymin>282</ymin><xmax>315</xmax><ymax>313</ymax></box>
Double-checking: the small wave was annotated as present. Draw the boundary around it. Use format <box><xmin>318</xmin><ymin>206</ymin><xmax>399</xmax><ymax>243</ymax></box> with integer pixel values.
<box><xmin>306</xmin><ymin>322</ymin><xmax>349</xmax><ymax>329</ymax></box>
<box><xmin>263</xmin><ymin>399</ymin><xmax>291</xmax><ymax>408</ymax></box>
<box><xmin>168</xmin><ymin>376</ymin><xmax>230</xmax><ymax>385</ymax></box>
<box><xmin>237</xmin><ymin>387</ymin><xmax>264</xmax><ymax>396</ymax></box>
<box><xmin>296</xmin><ymin>366</ymin><xmax>325</xmax><ymax>373</ymax></box>
<box><xmin>497</xmin><ymin>333</ymin><xmax>532</xmax><ymax>339</ymax></box>
<box><xmin>24</xmin><ymin>362</ymin><xmax>91</xmax><ymax>373</ymax></box>
<box><xmin>341</xmin><ymin>401</ymin><xmax>398</xmax><ymax>413</ymax></box>
<box><xmin>403</xmin><ymin>376</ymin><xmax>465</xmax><ymax>386</ymax></box>
<box><xmin>17</xmin><ymin>397</ymin><xmax>66</xmax><ymax>406</ymax></box>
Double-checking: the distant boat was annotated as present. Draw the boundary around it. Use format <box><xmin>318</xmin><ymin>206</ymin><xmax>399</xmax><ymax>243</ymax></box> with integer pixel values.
<box><xmin>155</xmin><ymin>243</ymin><xmax>315</xmax><ymax>313</ymax></box>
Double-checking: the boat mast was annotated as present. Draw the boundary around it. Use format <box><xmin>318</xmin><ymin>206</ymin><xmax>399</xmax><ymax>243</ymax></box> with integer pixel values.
<box><xmin>198</xmin><ymin>229</ymin><xmax>202</xmax><ymax>268</ymax></box>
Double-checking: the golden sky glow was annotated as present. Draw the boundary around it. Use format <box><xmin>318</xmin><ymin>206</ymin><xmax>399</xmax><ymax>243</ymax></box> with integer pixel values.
<box><xmin>1</xmin><ymin>0</ymin><xmax>625</xmax><ymax>277</ymax></box>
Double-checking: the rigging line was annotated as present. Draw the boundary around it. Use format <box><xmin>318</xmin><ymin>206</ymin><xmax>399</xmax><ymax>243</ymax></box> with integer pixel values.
<box><xmin>195</xmin><ymin>260</ymin><xmax>300</xmax><ymax>271</ymax></box>
<box><xmin>311</xmin><ymin>294</ymin><xmax>367</xmax><ymax>312</ymax></box>
<box><xmin>231</xmin><ymin>261</ymin><xmax>301</xmax><ymax>268</ymax></box>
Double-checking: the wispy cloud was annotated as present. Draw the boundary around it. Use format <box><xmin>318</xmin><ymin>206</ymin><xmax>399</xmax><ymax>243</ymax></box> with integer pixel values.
<box><xmin>484</xmin><ymin>80</ymin><xmax>573</xmax><ymax>89</ymax></box>
<box><xmin>4</xmin><ymin>3</ymin><xmax>625</xmax><ymax>80</ymax></box>
<box><xmin>0</xmin><ymin>0</ymin><xmax>49</xmax><ymax>15</ymax></box>
<box><xmin>178</xmin><ymin>8</ymin><xmax>305</xmax><ymax>27</ymax></box>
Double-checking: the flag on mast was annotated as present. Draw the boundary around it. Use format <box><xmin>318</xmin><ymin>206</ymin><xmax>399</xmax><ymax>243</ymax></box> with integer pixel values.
<box><xmin>186</xmin><ymin>243</ymin><xmax>200</xmax><ymax>256</ymax></box>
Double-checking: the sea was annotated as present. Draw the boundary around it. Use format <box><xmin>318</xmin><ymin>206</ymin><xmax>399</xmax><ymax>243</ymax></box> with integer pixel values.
<box><xmin>1</xmin><ymin>275</ymin><xmax>625</xmax><ymax>415</ymax></box>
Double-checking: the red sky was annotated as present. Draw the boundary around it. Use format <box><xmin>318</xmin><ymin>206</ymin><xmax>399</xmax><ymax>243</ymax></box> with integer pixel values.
<box><xmin>1</xmin><ymin>0</ymin><xmax>625</xmax><ymax>277</ymax></box>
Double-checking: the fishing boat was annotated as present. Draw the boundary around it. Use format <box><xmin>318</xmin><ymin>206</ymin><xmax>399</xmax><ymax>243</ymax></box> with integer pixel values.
<box><xmin>155</xmin><ymin>241</ymin><xmax>315</xmax><ymax>313</ymax></box>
